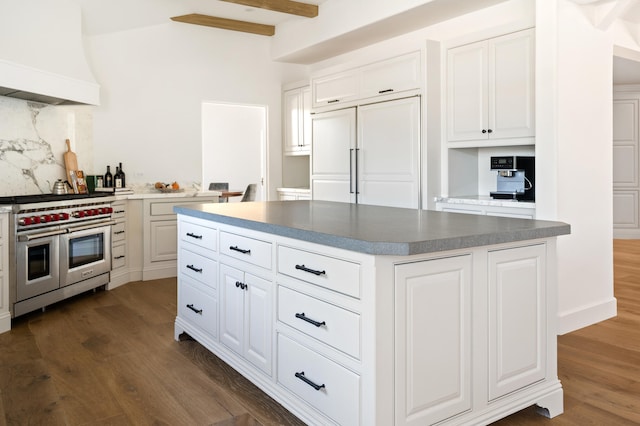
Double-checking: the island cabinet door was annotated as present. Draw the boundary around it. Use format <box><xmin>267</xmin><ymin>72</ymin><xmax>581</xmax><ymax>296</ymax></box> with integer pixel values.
<box><xmin>219</xmin><ymin>263</ymin><xmax>273</xmax><ymax>376</ymax></box>
<box><xmin>395</xmin><ymin>255</ymin><xmax>472</xmax><ymax>426</ymax></box>
<box><xmin>488</xmin><ymin>243</ymin><xmax>546</xmax><ymax>400</ymax></box>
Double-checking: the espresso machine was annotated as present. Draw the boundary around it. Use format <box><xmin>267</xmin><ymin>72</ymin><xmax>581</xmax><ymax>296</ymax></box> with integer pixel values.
<box><xmin>489</xmin><ymin>156</ymin><xmax>535</xmax><ymax>201</ymax></box>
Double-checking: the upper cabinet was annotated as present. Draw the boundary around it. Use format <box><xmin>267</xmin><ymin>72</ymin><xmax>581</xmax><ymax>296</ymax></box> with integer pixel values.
<box><xmin>446</xmin><ymin>29</ymin><xmax>535</xmax><ymax>147</ymax></box>
<box><xmin>312</xmin><ymin>51</ymin><xmax>422</xmax><ymax>109</ymax></box>
<box><xmin>283</xmin><ymin>86</ymin><xmax>312</xmax><ymax>156</ymax></box>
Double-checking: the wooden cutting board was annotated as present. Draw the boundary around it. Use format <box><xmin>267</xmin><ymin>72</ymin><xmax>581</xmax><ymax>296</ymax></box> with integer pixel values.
<box><xmin>63</xmin><ymin>139</ymin><xmax>78</xmax><ymax>181</ymax></box>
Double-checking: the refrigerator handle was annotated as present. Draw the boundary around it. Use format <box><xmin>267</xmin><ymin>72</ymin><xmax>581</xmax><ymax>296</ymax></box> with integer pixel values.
<box><xmin>355</xmin><ymin>148</ymin><xmax>360</xmax><ymax>195</ymax></box>
<box><xmin>349</xmin><ymin>148</ymin><xmax>355</xmax><ymax>194</ymax></box>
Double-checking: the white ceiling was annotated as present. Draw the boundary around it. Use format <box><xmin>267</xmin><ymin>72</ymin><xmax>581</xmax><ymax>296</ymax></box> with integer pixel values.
<box><xmin>77</xmin><ymin>0</ymin><xmax>327</xmax><ymax>36</ymax></box>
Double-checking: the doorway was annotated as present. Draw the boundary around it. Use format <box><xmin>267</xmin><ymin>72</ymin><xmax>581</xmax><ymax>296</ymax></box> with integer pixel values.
<box><xmin>201</xmin><ymin>102</ymin><xmax>267</xmax><ymax>201</ymax></box>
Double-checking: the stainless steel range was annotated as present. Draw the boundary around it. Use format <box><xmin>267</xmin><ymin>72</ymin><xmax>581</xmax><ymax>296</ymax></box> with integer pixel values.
<box><xmin>1</xmin><ymin>193</ymin><xmax>115</xmax><ymax>317</ymax></box>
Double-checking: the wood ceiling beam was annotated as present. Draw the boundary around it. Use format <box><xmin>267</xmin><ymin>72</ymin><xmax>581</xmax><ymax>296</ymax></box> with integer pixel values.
<box><xmin>170</xmin><ymin>14</ymin><xmax>275</xmax><ymax>36</ymax></box>
<box><xmin>220</xmin><ymin>0</ymin><xmax>318</xmax><ymax>18</ymax></box>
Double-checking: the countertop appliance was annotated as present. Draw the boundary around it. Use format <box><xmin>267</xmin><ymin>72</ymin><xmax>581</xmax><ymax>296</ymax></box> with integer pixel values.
<box><xmin>0</xmin><ymin>192</ymin><xmax>115</xmax><ymax>317</ymax></box>
<box><xmin>489</xmin><ymin>156</ymin><xmax>535</xmax><ymax>201</ymax></box>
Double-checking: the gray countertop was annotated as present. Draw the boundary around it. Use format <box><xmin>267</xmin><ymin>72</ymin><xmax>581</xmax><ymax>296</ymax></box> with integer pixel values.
<box><xmin>174</xmin><ymin>200</ymin><xmax>570</xmax><ymax>256</ymax></box>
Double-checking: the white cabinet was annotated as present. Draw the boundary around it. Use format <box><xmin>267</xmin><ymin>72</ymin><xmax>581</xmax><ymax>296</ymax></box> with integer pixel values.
<box><xmin>488</xmin><ymin>244</ymin><xmax>546</xmax><ymax>400</ymax></box>
<box><xmin>219</xmin><ymin>263</ymin><xmax>272</xmax><ymax>375</ymax></box>
<box><xmin>395</xmin><ymin>255</ymin><xmax>472</xmax><ymax>425</ymax></box>
<box><xmin>0</xmin><ymin>212</ymin><xmax>9</xmax><ymax>333</ymax></box>
<box><xmin>613</xmin><ymin>90</ymin><xmax>640</xmax><ymax>237</ymax></box>
<box><xmin>312</xmin><ymin>70</ymin><xmax>359</xmax><ymax>108</ymax></box>
<box><xmin>109</xmin><ymin>199</ymin><xmax>128</xmax><ymax>288</ymax></box>
<box><xmin>447</xmin><ymin>29</ymin><xmax>535</xmax><ymax>146</ymax></box>
<box><xmin>143</xmin><ymin>196</ymin><xmax>217</xmax><ymax>280</ymax></box>
<box><xmin>435</xmin><ymin>199</ymin><xmax>536</xmax><ymax>219</ymax></box>
<box><xmin>311</xmin><ymin>97</ymin><xmax>421</xmax><ymax>208</ymax></box>
<box><xmin>276</xmin><ymin>188</ymin><xmax>311</xmax><ymax>201</ymax></box>
<box><xmin>283</xmin><ymin>86</ymin><xmax>312</xmax><ymax>156</ymax></box>
<box><xmin>311</xmin><ymin>52</ymin><xmax>422</xmax><ymax>109</ymax></box>
<box><xmin>360</xmin><ymin>51</ymin><xmax>421</xmax><ymax>99</ymax></box>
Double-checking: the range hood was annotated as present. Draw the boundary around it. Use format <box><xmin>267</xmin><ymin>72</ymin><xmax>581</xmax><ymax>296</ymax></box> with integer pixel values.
<box><xmin>0</xmin><ymin>0</ymin><xmax>100</xmax><ymax>105</ymax></box>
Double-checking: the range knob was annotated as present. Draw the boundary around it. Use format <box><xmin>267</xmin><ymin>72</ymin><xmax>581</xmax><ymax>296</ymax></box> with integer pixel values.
<box><xmin>73</xmin><ymin>210</ymin><xmax>85</xmax><ymax>218</ymax></box>
<box><xmin>50</xmin><ymin>213</ymin><xmax>59</xmax><ymax>221</ymax></box>
<box><xmin>40</xmin><ymin>215</ymin><xmax>52</xmax><ymax>223</ymax></box>
<box><xmin>91</xmin><ymin>209</ymin><xmax>99</xmax><ymax>216</ymax></box>
<box><xmin>106</xmin><ymin>207</ymin><xmax>113</xmax><ymax>214</ymax></box>
<box><xmin>18</xmin><ymin>217</ymin><xmax>32</xmax><ymax>226</ymax></box>
<box><xmin>32</xmin><ymin>216</ymin><xmax>41</xmax><ymax>224</ymax></box>
<box><xmin>60</xmin><ymin>212</ymin><xmax>69</xmax><ymax>220</ymax></box>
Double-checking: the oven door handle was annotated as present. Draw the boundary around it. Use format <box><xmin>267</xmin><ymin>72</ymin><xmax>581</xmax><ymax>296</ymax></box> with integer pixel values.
<box><xmin>18</xmin><ymin>229</ymin><xmax>67</xmax><ymax>242</ymax></box>
<box><xmin>66</xmin><ymin>220</ymin><xmax>116</xmax><ymax>233</ymax></box>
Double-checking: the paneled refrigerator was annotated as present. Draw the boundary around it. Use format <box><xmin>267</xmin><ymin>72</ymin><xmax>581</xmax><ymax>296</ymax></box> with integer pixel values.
<box><xmin>311</xmin><ymin>96</ymin><xmax>421</xmax><ymax>208</ymax></box>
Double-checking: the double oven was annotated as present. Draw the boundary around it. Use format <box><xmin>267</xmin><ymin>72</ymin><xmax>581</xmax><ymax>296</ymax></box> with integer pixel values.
<box><xmin>3</xmin><ymin>193</ymin><xmax>115</xmax><ymax>317</ymax></box>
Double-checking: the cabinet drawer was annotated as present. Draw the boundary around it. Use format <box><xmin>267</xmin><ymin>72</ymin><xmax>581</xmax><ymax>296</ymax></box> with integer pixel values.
<box><xmin>278</xmin><ymin>245</ymin><xmax>360</xmax><ymax>298</ymax></box>
<box><xmin>112</xmin><ymin>244</ymin><xmax>126</xmax><ymax>270</ymax></box>
<box><xmin>180</xmin><ymin>220</ymin><xmax>217</xmax><ymax>252</ymax></box>
<box><xmin>278</xmin><ymin>286</ymin><xmax>360</xmax><ymax>359</ymax></box>
<box><xmin>179</xmin><ymin>278</ymin><xmax>218</xmax><ymax>338</ymax></box>
<box><xmin>220</xmin><ymin>231</ymin><xmax>272</xmax><ymax>270</ymax></box>
<box><xmin>112</xmin><ymin>221</ymin><xmax>126</xmax><ymax>243</ymax></box>
<box><xmin>278</xmin><ymin>333</ymin><xmax>360</xmax><ymax>426</ymax></box>
<box><xmin>179</xmin><ymin>248</ymin><xmax>217</xmax><ymax>290</ymax></box>
<box><xmin>112</xmin><ymin>202</ymin><xmax>126</xmax><ymax>219</ymax></box>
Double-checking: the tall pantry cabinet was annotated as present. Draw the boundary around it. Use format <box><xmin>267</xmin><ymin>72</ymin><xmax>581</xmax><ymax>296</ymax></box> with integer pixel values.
<box><xmin>311</xmin><ymin>96</ymin><xmax>421</xmax><ymax>208</ymax></box>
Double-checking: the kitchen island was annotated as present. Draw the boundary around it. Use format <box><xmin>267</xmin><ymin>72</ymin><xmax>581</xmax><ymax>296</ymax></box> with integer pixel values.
<box><xmin>173</xmin><ymin>200</ymin><xmax>570</xmax><ymax>426</ymax></box>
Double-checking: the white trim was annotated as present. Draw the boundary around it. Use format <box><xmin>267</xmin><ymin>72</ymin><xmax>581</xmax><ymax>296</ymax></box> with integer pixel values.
<box><xmin>557</xmin><ymin>297</ymin><xmax>617</xmax><ymax>335</ymax></box>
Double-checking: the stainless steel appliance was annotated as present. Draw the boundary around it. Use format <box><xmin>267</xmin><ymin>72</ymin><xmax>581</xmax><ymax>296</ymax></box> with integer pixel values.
<box><xmin>2</xmin><ymin>193</ymin><xmax>115</xmax><ymax>317</ymax></box>
<box><xmin>489</xmin><ymin>156</ymin><xmax>535</xmax><ymax>201</ymax></box>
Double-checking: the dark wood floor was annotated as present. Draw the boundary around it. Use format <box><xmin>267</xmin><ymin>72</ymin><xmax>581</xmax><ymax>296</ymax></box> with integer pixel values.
<box><xmin>1</xmin><ymin>240</ymin><xmax>639</xmax><ymax>425</ymax></box>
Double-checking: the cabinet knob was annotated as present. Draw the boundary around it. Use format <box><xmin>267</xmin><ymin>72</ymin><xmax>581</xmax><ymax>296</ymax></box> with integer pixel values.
<box><xmin>482</xmin><ymin>129</ymin><xmax>487</xmax><ymax>134</ymax></box>
<box><xmin>488</xmin><ymin>129</ymin><xmax>493</xmax><ymax>133</ymax></box>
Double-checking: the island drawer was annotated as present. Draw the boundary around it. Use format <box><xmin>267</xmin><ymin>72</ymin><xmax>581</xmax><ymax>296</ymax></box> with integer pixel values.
<box><xmin>278</xmin><ymin>285</ymin><xmax>360</xmax><ymax>359</ymax></box>
<box><xmin>179</xmin><ymin>248</ymin><xmax>218</xmax><ymax>290</ymax></box>
<box><xmin>180</xmin><ymin>219</ymin><xmax>217</xmax><ymax>252</ymax></box>
<box><xmin>277</xmin><ymin>333</ymin><xmax>360</xmax><ymax>426</ymax></box>
<box><xmin>179</xmin><ymin>277</ymin><xmax>217</xmax><ymax>338</ymax></box>
<box><xmin>220</xmin><ymin>231</ymin><xmax>272</xmax><ymax>270</ymax></box>
<box><xmin>278</xmin><ymin>245</ymin><xmax>360</xmax><ymax>298</ymax></box>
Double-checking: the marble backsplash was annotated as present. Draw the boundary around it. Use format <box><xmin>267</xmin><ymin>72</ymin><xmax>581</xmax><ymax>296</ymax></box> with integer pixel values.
<box><xmin>0</xmin><ymin>95</ymin><xmax>94</xmax><ymax>197</ymax></box>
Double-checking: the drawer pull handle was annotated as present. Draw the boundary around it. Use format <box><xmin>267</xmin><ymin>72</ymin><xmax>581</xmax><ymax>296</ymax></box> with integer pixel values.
<box><xmin>295</xmin><ymin>312</ymin><xmax>325</xmax><ymax>328</ymax></box>
<box><xmin>378</xmin><ymin>88</ymin><xmax>394</xmax><ymax>94</ymax></box>
<box><xmin>295</xmin><ymin>371</ymin><xmax>325</xmax><ymax>391</ymax></box>
<box><xmin>114</xmin><ymin>210</ymin><xmax>125</xmax><ymax>214</ymax></box>
<box><xmin>327</xmin><ymin>99</ymin><xmax>340</xmax><ymax>104</ymax></box>
<box><xmin>114</xmin><ymin>255</ymin><xmax>125</xmax><ymax>260</ymax></box>
<box><xmin>235</xmin><ymin>281</ymin><xmax>247</xmax><ymax>290</ymax></box>
<box><xmin>114</xmin><ymin>230</ymin><xmax>125</xmax><ymax>235</ymax></box>
<box><xmin>186</xmin><ymin>232</ymin><xmax>203</xmax><ymax>239</ymax></box>
<box><xmin>186</xmin><ymin>264</ymin><xmax>203</xmax><ymax>273</ymax></box>
<box><xmin>186</xmin><ymin>304</ymin><xmax>202</xmax><ymax>315</ymax></box>
<box><xmin>295</xmin><ymin>264</ymin><xmax>326</xmax><ymax>276</ymax></box>
<box><xmin>230</xmin><ymin>245</ymin><xmax>251</xmax><ymax>254</ymax></box>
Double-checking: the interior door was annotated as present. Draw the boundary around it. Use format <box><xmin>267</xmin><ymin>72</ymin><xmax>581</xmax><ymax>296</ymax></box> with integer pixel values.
<box><xmin>357</xmin><ymin>97</ymin><xmax>421</xmax><ymax>208</ymax></box>
<box><xmin>311</xmin><ymin>108</ymin><xmax>357</xmax><ymax>203</ymax></box>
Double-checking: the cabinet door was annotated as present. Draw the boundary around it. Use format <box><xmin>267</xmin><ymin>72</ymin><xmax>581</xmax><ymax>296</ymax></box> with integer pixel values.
<box><xmin>395</xmin><ymin>255</ymin><xmax>472</xmax><ymax>426</ymax></box>
<box><xmin>301</xmin><ymin>86</ymin><xmax>312</xmax><ymax>151</ymax></box>
<box><xmin>488</xmin><ymin>244</ymin><xmax>546</xmax><ymax>400</ymax></box>
<box><xmin>220</xmin><ymin>264</ymin><xmax>245</xmax><ymax>355</ymax></box>
<box><xmin>360</xmin><ymin>52</ymin><xmax>421</xmax><ymax>99</ymax></box>
<box><xmin>312</xmin><ymin>70</ymin><xmax>359</xmax><ymax>107</ymax></box>
<box><xmin>311</xmin><ymin>108</ymin><xmax>357</xmax><ymax>203</ymax></box>
<box><xmin>244</xmin><ymin>273</ymin><xmax>272</xmax><ymax>375</ymax></box>
<box><xmin>489</xmin><ymin>29</ymin><xmax>535</xmax><ymax>140</ymax></box>
<box><xmin>613</xmin><ymin>98</ymin><xmax>639</xmax><ymax>187</ymax></box>
<box><xmin>447</xmin><ymin>40</ymin><xmax>487</xmax><ymax>142</ymax></box>
<box><xmin>357</xmin><ymin>97</ymin><xmax>420</xmax><ymax>208</ymax></box>
<box><xmin>283</xmin><ymin>89</ymin><xmax>302</xmax><ymax>154</ymax></box>
<box><xmin>149</xmin><ymin>220</ymin><xmax>177</xmax><ymax>262</ymax></box>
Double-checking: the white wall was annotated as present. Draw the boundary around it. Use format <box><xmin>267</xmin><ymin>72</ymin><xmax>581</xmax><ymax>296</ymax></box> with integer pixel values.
<box><xmin>86</xmin><ymin>22</ymin><xmax>306</xmax><ymax>198</ymax></box>
<box><xmin>537</xmin><ymin>0</ymin><xmax>616</xmax><ymax>333</ymax></box>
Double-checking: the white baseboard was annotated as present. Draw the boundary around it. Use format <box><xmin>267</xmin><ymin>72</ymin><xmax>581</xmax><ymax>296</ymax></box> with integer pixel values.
<box><xmin>613</xmin><ymin>228</ymin><xmax>640</xmax><ymax>239</ymax></box>
<box><xmin>0</xmin><ymin>312</ymin><xmax>11</xmax><ymax>334</ymax></box>
<box><xmin>557</xmin><ymin>297</ymin><xmax>617</xmax><ymax>335</ymax></box>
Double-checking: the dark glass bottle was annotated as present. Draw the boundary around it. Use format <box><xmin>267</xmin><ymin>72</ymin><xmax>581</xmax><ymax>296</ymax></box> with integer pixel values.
<box><xmin>114</xmin><ymin>166</ymin><xmax>122</xmax><ymax>188</ymax></box>
<box><xmin>118</xmin><ymin>162</ymin><xmax>126</xmax><ymax>188</ymax></box>
<box><xmin>104</xmin><ymin>165</ymin><xmax>113</xmax><ymax>187</ymax></box>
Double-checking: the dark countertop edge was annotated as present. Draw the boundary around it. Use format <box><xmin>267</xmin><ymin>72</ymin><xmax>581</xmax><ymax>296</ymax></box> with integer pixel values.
<box><xmin>174</xmin><ymin>205</ymin><xmax>571</xmax><ymax>256</ymax></box>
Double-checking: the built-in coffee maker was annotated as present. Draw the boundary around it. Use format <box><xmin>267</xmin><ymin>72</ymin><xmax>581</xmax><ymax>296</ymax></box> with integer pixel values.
<box><xmin>489</xmin><ymin>156</ymin><xmax>535</xmax><ymax>201</ymax></box>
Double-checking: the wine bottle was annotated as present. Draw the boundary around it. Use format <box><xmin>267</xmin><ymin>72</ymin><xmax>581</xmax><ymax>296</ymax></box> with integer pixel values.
<box><xmin>114</xmin><ymin>166</ymin><xmax>122</xmax><ymax>188</ymax></box>
<box><xmin>118</xmin><ymin>162</ymin><xmax>126</xmax><ymax>188</ymax></box>
<box><xmin>104</xmin><ymin>165</ymin><xmax>113</xmax><ymax>187</ymax></box>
